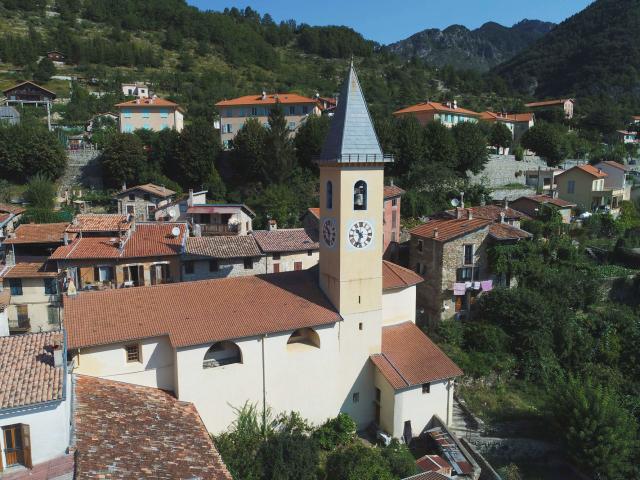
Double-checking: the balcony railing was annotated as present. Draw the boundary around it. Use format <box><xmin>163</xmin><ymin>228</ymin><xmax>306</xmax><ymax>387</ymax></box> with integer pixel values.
<box><xmin>200</xmin><ymin>223</ymin><xmax>238</xmax><ymax>235</ymax></box>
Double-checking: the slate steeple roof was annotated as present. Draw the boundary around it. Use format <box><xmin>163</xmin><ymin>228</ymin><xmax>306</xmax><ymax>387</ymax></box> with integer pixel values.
<box><xmin>318</xmin><ymin>62</ymin><xmax>392</xmax><ymax>163</ymax></box>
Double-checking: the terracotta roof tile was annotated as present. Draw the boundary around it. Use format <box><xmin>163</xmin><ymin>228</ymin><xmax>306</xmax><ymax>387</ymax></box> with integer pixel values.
<box><xmin>3</xmin><ymin>223</ymin><xmax>69</xmax><ymax>244</ymax></box>
<box><xmin>393</xmin><ymin>101</ymin><xmax>480</xmax><ymax>117</ymax></box>
<box><xmin>598</xmin><ymin>160</ymin><xmax>630</xmax><ymax>172</ymax></box>
<box><xmin>66</xmin><ymin>214</ymin><xmax>131</xmax><ymax>233</ymax></box>
<box><xmin>410</xmin><ymin>218</ymin><xmax>491</xmax><ymax>242</ymax></box>
<box><xmin>403</xmin><ymin>473</ymin><xmax>451</xmax><ymax>480</ymax></box>
<box><xmin>416</xmin><ymin>454</ymin><xmax>451</xmax><ymax>474</ymax></box>
<box><xmin>514</xmin><ymin>194</ymin><xmax>576</xmax><ymax>208</ymax></box>
<box><xmin>383</xmin><ymin>260</ymin><xmax>423</xmax><ymax>290</ymax></box>
<box><xmin>384</xmin><ymin>185</ymin><xmax>405</xmax><ymax>199</ymax></box>
<box><xmin>186</xmin><ymin>236</ymin><xmax>262</xmax><ymax>258</ymax></box>
<box><xmin>0</xmin><ymin>213</ymin><xmax>10</xmax><ymax>225</ymax></box>
<box><xmin>0</xmin><ymin>203</ymin><xmax>26</xmax><ymax>215</ymax></box>
<box><xmin>0</xmin><ymin>260</ymin><xmax>61</xmax><ymax>278</ymax></box>
<box><xmin>64</xmin><ymin>270</ymin><xmax>340</xmax><ymax>349</ymax></box>
<box><xmin>51</xmin><ymin>223</ymin><xmax>186</xmax><ymax>260</ymax></box>
<box><xmin>488</xmin><ymin>223</ymin><xmax>532</xmax><ymax>241</ymax></box>
<box><xmin>307</xmin><ymin>207</ymin><xmax>320</xmax><ymax>220</ymax></box>
<box><xmin>74</xmin><ymin>375</ymin><xmax>232</xmax><ymax>480</ymax></box>
<box><xmin>0</xmin><ymin>332</ymin><xmax>64</xmax><ymax>410</ymax></box>
<box><xmin>443</xmin><ymin>205</ymin><xmax>527</xmax><ymax>222</ymax></box>
<box><xmin>216</xmin><ymin>93</ymin><xmax>319</xmax><ymax>107</ymax></box>
<box><xmin>115</xmin><ymin>183</ymin><xmax>176</xmax><ymax>198</ymax></box>
<box><xmin>479</xmin><ymin>111</ymin><xmax>534</xmax><ymax>122</ymax></box>
<box><xmin>371</xmin><ymin>322</ymin><xmax>462</xmax><ymax>390</ymax></box>
<box><xmin>114</xmin><ymin>97</ymin><xmax>181</xmax><ymax>109</ymax></box>
<box><xmin>252</xmin><ymin>228</ymin><xmax>319</xmax><ymax>253</ymax></box>
<box><xmin>556</xmin><ymin>164</ymin><xmax>607</xmax><ymax>179</ymax></box>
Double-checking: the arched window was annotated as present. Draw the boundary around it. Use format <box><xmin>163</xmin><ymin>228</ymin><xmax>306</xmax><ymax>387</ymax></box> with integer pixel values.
<box><xmin>203</xmin><ymin>341</ymin><xmax>242</xmax><ymax>368</ymax></box>
<box><xmin>326</xmin><ymin>181</ymin><xmax>333</xmax><ymax>209</ymax></box>
<box><xmin>354</xmin><ymin>180</ymin><xmax>367</xmax><ymax>210</ymax></box>
<box><xmin>287</xmin><ymin>327</ymin><xmax>320</xmax><ymax>348</ymax></box>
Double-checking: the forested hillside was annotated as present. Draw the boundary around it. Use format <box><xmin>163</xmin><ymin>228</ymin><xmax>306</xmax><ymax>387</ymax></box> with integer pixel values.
<box><xmin>389</xmin><ymin>20</ymin><xmax>554</xmax><ymax>71</ymax></box>
<box><xmin>493</xmin><ymin>0</ymin><xmax>640</xmax><ymax>101</ymax></box>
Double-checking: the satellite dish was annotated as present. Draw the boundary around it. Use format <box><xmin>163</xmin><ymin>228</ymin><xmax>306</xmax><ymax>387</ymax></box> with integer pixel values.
<box><xmin>171</xmin><ymin>226</ymin><xmax>181</xmax><ymax>237</ymax></box>
<box><xmin>450</xmin><ymin>198</ymin><xmax>460</xmax><ymax>207</ymax></box>
<box><xmin>168</xmin><ymin>210</ymin><xmax>176</xmax><ymax>218</ymax></box>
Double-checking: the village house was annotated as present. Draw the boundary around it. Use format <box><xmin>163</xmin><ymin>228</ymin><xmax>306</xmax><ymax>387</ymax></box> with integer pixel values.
<box><xmin>0</xmin><ymin>260</ymin><xmax>62</xmax><ymax>334</ymax></box>
<box><xmin>2</xmin><ymin>223</ymin><xmax>69</xmax><ymax>264</ymax></box>
<box><xmin>51</xmin><ymin>221</ymin><xmax>186</xmax><ymax>291</ymax></box>
<box><xmin>187</xmin><ymin>203</ymin><xmax>255</xmax><ymax>236</ymax></box>
<box><xmin>554</xmin><ymin>164</ymin><xmax>615</xmax><ymax>213</ymax></box>
<box><xmin>0</xmin><ymin>332</ymin><xmax>73</xmax><ymax>477</ymax></box>
<box><xmin>74</xmin><ymin>375</ymin><xmax>231</xmax><ymax>479</ymax></box>
<box><xmin>120</xmin><ymin>82</ymin><xmax>149</xmax><ymax>98</ymax></box>
<box><xmin>46</xmin><ymin>50</ymin><xmax>65</xmax><ymax>64</ymax></box>
<box><xmin>152</xmin><ymin>188</ymin><xmax>207</xmax><ymax>222</ymax></box>
<box><xmin>0</xmin><ymin>106</ymin><xmax>20</xmax><ymax>125</ymax></box>
<box><xmin>64</xmin><ymin>64</ymin><xmax>462</xmax><ymax>441</ymax></box>
<box><xmin>182</xmin><ymin>236</ymin><xmax>265</xmax><ymax>280</ymax></box>
<box><xmin>0</xmin><ymin>204</ymin><xmax>25</xmax><ymax>243</ymax></box>
<box><xmin>114</xmin><ymin>183</ymin><xmax>176</xmax><ymax>221</ymax></box>
<box><xmin>2</xmin><ymin>81</ymin><xmax>56</xmax><ymax>107</ymax></box>
<box><xmin>383</xmin><ymin>184</ymin><xmax>405</xmax><ymax>259</ymax></box>
<box><xmin>215</xmin><ymin>92</ymin><xmax>322</xmax><ymax>148</ymax></box>
<box><xmin>85</xmin><ymin>111</ymin><xmax>117</xmax><ymax>136</ymax></box>
<box><xmin>617</xmin><ymin>130</ymin><xmax>638</xmax><ymax>144</ymax></box>
<box><xmin>594</xmin><ymin>160</ymin><xmax>632</xmax><ymax>204</ymax></box>
<box><xmin>524</xmin><ymin>168</ymin><xmax>563</xmax><ymax>194</ymax></box>
<box><xmin>479</xmin><ymin>111</ymin><xmax>534</xmax><ymax>143</ymax></box>
<box><xmin>524</xmin><ymin>98</ymin><xmax>574</xmax><ymax>119</ymax></box>
<box><xmin>409</xmin><ymin>208</ymin><xmax>530</xmax><ymax>324</ymax></box>
<box><xmin>252</xmin><ymin>222</ymin><xmax>319</xmax><ymax>273</ymax></box>
<box><xmin>393</xmin><ymin>101</ymin><xmax>480</xmax><ymax>128</ymax></box>
<box><xmin>510</xmin><ymin>194</ymin><xmax>576</xmax><ymax>224</ymax></box>
<box><xmin>115</xmin><ymin>97</ymin><xmax>184</xmax><ymax>133</ymax></box>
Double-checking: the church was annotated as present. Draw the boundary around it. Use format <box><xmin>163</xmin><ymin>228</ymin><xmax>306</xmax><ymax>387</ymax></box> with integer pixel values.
<box><xmin>64</xmin><ymin>64</ymin><xmax>462</xmax><ymax>440</ymax></box>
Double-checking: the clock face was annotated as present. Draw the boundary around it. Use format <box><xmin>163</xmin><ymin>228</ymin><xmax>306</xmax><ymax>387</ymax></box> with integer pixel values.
<box><xmin>348</xmin><ymin>220</ymin><xmax>373</xmax><ymax>249</ymax></box>
<box><xmin>322</xmin><ymin>218</ymin><xmax>337</xmax><ymax>247</ymax></box>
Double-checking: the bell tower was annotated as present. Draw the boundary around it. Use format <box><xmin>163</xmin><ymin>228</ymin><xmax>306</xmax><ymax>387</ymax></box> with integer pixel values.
<box><xmin>317</xmin><ymin>62</ymin><xmax>393</xmax><ymax>316</ymax></box>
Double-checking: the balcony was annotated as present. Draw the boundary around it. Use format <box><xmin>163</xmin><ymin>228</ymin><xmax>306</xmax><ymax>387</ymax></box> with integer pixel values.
<box><xmin>199</xmin><ymin>223</ymin><xmax>238</xmax><ymax>236</ymax></box>
<box><xmin>9</xmin><ymin>317</ymin><xmax>30</xmax><ymax>332</ymax></box>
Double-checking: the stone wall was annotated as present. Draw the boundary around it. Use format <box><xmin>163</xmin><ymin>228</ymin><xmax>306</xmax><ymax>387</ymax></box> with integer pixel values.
<box><xmin>469</xmin><ymin>155</ymin><xmax>547</xmax><ymax>189</ymax></box>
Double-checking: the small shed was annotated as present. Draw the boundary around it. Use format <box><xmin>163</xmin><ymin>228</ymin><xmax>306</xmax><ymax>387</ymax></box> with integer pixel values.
<box><xmin>0</xmin><ymin>106</ymin><xmax>20</xmax><ymax>125</ymax></box>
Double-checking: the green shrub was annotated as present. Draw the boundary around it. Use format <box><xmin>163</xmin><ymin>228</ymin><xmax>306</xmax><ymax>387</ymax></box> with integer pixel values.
<box><xmin>313</xmin><ymin>413</ymin><xmax>356</xmax><ymax>450</ymax></box>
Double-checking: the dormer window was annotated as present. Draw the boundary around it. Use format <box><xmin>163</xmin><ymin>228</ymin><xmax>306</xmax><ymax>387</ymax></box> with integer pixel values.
<box><xmin>354</xmin><ymin>181</ymin><xmax>367</xmax><ymax>210</ymax></box>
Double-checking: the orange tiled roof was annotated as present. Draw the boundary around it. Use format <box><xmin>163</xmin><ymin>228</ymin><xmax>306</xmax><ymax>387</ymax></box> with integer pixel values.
<box><xmin>216</xmin><ymin>93</ymin><xmax>319</xmax><ymax>107</ymax></box>
<box><xmin>307</xmin><ymin>207</ymin><xmax>320</xmax><ymax>220</ymax></box>
<box><xmin>114</xmin><ymin>97</ymin><xmax>181</xmax><ymax>109</ymax></box>
<box><xmin>556</xmin><ymin>164</ymin><xmax>607</xmax><ymax>179</ymax></box>
<box><xmin>51</xmin><ymin>223</ymin><xmax>186</xmax><ymax>260</ymax></box>
<box><xmin>383</xmin><ymin>260</ymin><xmax>423</xmax><ymax>291</ymax></box>
<box><xmin>0</xmin><ymin>203</ymin><xmax>26</xmax><ymax>215</ymax></box>
<box><xmin>116</xmin><ymin>183</ymin><xmax>176</xmax><ymax>198</ymax></box>
<box><xmin>185</xmin><ymin>236</ymin><xmax>262</xmax><ymax>259</ymax></box>
<box><xmin>3</xmin><ymin>222</ymin><xmax>69</xmax><ymax>244</ymax></box>
<box><xmin>384</xmin><ymin>184</ymin><xmax>405</xmax><ymax>199</ymax></box>
<box><xmin>393</xmin><ymin>101</ymin><xmax>480</xmax><ymax>117</ymax></box>
<box><xmin>443</xmin><ymin>205</ymin><xmax>527</xmax><ymax>222</ymax></box>
<box><xmin>410</xmin><ymin>217</ymin><xmax>491</xmax><ymax>242</ymax></box>
<box><xmin>0</xmin><ymin>260</ymin><xmax>60</xmax><ymax>279</ymax></box>
<box><xmin>66</xmin><ymin>214</ymin><xmax>131</xmax><ymax>233</ymax></box>
<box><xmin>525</xmin><ymin>99</ymin><xmax>573</xmax><ymax>108</ymax></box>
<box><xmin>479</xmin><ymin>111</ymin><xmax>534</xmax><ymax>123</ymax></box>
<box><xmin>515</xmin><ymin>194</ymin><xmax>576</xmax><ymax>208</ymax></box>
<box><xmin>406</xmin><ymin>471</ymin><xmax>455</xmax><ymax>480</ymax></box>
<box><xmin>64</xmin><ymin>270</ymin><xmax>340</xmax><ymax>349</ymax></box>
<box><xmin>0</xmin><ymin>331</ymin><xmax>65</xmax><ymax>410</ymax></box>
<box><xmin>0</xmin><ymin>213</ymin><xmax>10</xmax><ymax>225</ymax></box>
<box><xmin>371</xmin><ymin>322</ymin><xmax>462</xmax><ymax>390</ymax></box>
<box><xmin>416</xmin><ymin>454</ymin><xmax>451</xmax><ymax>474</ymax></box>
<box><xmin>74</xmin><ymin>375</ymin><xmax>232</xmax><ymax>480</ymax></box>
<box><xmin>488</xmin><ymin>223</ymin><xmax>531</xmax><ymax>241</ymax></box>
<box><xmin>252</xmin><ymin>228</ymin><xmax>319</xmax><ymax>253</ymax></box>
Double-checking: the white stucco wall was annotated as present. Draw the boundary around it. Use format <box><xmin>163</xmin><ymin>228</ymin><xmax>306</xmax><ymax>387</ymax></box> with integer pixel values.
<box><xmin>266</xmin><ymin>250</ymin><xmax>319</xmax><ymax>273</ymax></box>
<box><xmin>0</xmin><ymin>308</ymin><xmax>8</xmax><ymax>336</ymax></box>
<box><xmin>382</xmin><ymin>287</ymin><xmax>416</xmax><ymax>327</ymax></box>
<box><xmin>0</xmin><ymin>375</ymin><xmax>70</xmax><ymax>467</ymax></box>
<box><xmin>74</xmin><ymin>336</ymin><xmax>174</xmax><ymax>391</ymax></box>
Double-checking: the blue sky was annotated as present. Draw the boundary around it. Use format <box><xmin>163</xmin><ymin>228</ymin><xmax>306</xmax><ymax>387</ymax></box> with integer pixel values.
<box><xmin>188</xmin><ymin>0</ymin><xmax>594</xmax><ymax>44</ymax></box>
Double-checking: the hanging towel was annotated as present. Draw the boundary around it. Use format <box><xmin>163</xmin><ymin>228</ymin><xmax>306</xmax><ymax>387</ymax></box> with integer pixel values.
<box><xmin>481</xmin><ymin>280</ymin><xmax>493</xmax><ymax>292</ymax></box>
<box><xmin>453</xmin><ymin>283</ymin><xmax>466</xmax><ymax>295</ymax></box>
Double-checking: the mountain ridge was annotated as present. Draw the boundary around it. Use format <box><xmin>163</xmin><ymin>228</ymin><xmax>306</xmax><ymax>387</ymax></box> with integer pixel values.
<box><xmin>388</xmin><ymin>19</ymin><xmax>555</xmax><ymax>71</ymax></box>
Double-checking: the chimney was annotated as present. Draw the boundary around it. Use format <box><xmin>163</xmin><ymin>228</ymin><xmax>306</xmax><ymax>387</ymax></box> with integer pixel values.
<box><xmin>121</xmin><ymin>182</ymin><xmax>127</xmax><ymax>191</ymax></box>
<box><xmin>460</xmin><ymin>192</ymin><xmax>465</xmax><ymax>210</ymax></box>
<box><xmin>261</xmin><ymin>91</ymin><xmax>267</xmax><ymax>101</ymax></box>
<box><xmin>453</xmin><ymin>99</ymin><xmax>458</xmax><ymax>109</ymax></box>
<box><xmin>188</xmin><ymin>189</ymin><xmax>194</xmax><ymax>207</ymax></box>
<box><xmin>433</xmin><ymin>228</ymin><xmax>439</xmax><ymax>239</ymax></box>
<box><xmin>268</xmin><ymin>219</ymin><xmax>277</xmax><ymax>231</ymax></box>
<box><xmin>500</xmin><ymin>211</ymin><xmax>505</xmax><ymax>223</ymax></box>
<box><xmin>467</xmin><ymin>209</ymin><xmax>473</xmax><ymax>220</ymax></box>
<box><xmin>53</xmin><ymin>341</ymin><xmax>64</xmax><ymax>368</ymax></box>
<box><xmin>63</xmin><ymin>232</ymin><xmax>69</xmax><ymax>245</ymax></box>
<box><xmin>390</xmin><ymin>179</ymin><xmax>394</xmax><ymax>187</ymax></box>
<box><xmin>503</xmin><ymin>198</ymin><xmax>509</xmax><ymax>209</ymax></box>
